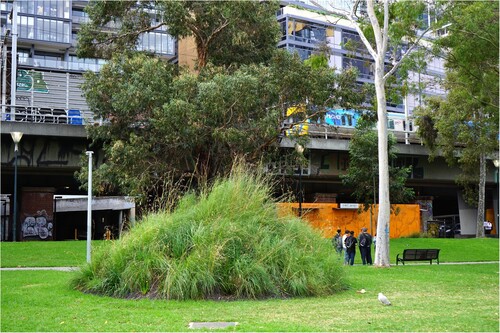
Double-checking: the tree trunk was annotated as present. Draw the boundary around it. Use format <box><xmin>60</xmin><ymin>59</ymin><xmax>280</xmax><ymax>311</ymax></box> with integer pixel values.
<box><xmin>196</xmin><ymin>39</ymin><xmax>208</xmax><ymax>69</ymax></box>
<box><xmin>373</xmin><ymin>58</ymin><xmax>391</xmax><ymax>267</ymax></box>
<box><xmin>476</xmin><ymin>152</ymin><xmax>486</xmax><ymax>237</ymax></box>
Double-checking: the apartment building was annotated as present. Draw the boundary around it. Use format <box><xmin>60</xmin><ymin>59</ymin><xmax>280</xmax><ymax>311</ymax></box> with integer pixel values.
<box><xmin>0</xmin><ymin>0</ymin><xmax>176</xmax><ymax>240</ymax></box>
<box><xmin>1</xmin><ymin>0</ymin><xmax>497</xmax><ymax>241</ymax></box>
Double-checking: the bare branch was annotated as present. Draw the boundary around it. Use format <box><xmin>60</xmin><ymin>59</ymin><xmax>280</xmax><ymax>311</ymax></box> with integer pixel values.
<box><xmin>383</xmin><ymin>26</ymin><xmax>432</xmax><ymax>80</ymax></box>
<box><xmin>311</xmin><ymin>0</ymin><xmax>377</xmax><ymax>59</ymax></box>
<box><xmin>382</xmin><ymin>0</ymin><xmax>389</xmax><ymax>56</ymax></box>
<box><xmin>104</xmin><ymin>22</ymin><xmax>167</xmax><ymax>45</ymax></box>
<box><xmin>352</xmin><ymin>0</ymin><xmax>362</xmax><ymax>19</ymax></box>
<box><xmin>366</xmin><ymin>0</ymin><xmax>383</xmax><ymax>57</ymax></box>
<box><xmin>187</xmin><ymin>18</ymin><xmax>229</xmax><ymax>46</ymax></box>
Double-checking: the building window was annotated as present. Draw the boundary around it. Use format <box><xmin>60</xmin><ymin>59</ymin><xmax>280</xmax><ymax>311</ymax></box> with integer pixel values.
<box><xmin>342</xmin><ymin>29</ymin><xmax>368</xmax><ymax>54</ymax></box>
<box><xmin>343</xmin><ymin>57</ymin><xmax>374</xmax><ymax>79</ymax></box>
<box><xmin>287</xmin><ymin>45</ymin><xmax>314</xmax><ymax>61</ymax></box>
<box><xmin>35</xmin><ymin>18</ymin><xmax>70</xmax><ymax>43</ymax></box>
<box><xmin>19</xmin><ymin>16</ymin><xmax>35</xmax><ymax>39</ymax></box>
<box><xmin>72</xmin><ymin>8</ymin><xmax>89</xmax><ymax>23</ymax></box>
<box><xmin>19</xmin><ymin>1</ymin><xmax>35</xmax><ymax>14</ymax></box>
<box><xmin>17</xmin><ymin>50</ymin><xmax>30</xmax><ymax>65</ymax></box>
<box><xmin>33</xmin><ymin>52</ymin><xmax>63</xmax><ymax>68</ymax></box>
<box><xmin>285</xmin><ymin>19</ymin><xmax>329</xmax><ymax>44</ymax></box>
<box><xmin>36</xmin><ymin>0</ymin><xmax>70</xmax><ymax>18</ymax></box>
<box><xmin>137</xmin><ymin>31</ymin><xmax>175</xmax><ymax>55</ymax></box>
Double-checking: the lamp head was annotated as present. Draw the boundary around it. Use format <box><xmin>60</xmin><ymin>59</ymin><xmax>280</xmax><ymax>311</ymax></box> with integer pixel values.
<box><xmin>10</xmin><ymin>132</ymin><xmax>23</xmax><ymax>144</ymax></box>
<box><xmin>10</xmin><ymin>132</ymin><xmax>23</xmax><ymax>152</ymax></box>
<box><xmin>494</xmin><ymin>159</ymin><xmax>499</xmax><ymax>168</ymax></box>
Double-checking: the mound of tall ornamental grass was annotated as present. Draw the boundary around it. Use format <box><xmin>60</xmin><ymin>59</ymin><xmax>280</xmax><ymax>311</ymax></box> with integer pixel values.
<box><xmin>70</xmin><ymin>165</ymin><xmax>345</xmax><ymax>300</ymax></box>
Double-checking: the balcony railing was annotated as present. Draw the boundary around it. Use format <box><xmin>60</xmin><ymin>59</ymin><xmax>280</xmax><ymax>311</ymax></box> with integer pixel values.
<box><xmin>19</xmin><ymin>57</ymin><xmax>105</xmax><ymax>72</ymax></box>
<box><xmin>0</xmin><ymin>105</ymin><xmax>100</xmax><ymax>126</ymax></box>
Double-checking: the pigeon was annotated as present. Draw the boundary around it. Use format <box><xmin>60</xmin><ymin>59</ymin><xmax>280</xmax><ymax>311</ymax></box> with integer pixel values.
<box><xmin>378</xmin><ymin>292</ymin><xmax>392</xmax><ymax>305</ymax></box>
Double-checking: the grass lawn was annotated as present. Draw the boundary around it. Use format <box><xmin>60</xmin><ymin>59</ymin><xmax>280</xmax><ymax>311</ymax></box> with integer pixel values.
<box><xmin>1</xmin><ymin>264</ymin><xmax>498</xmax><ymax>332</ymax></box>
<box><xmin>1</xmin><ymin>238</ymin><xmax>499</xmax><ymax>331</ymax></box>
<box><xmin>1</xmin><ymin>238</ymin><xmax>498</xmax><ymax>268</ymax></box>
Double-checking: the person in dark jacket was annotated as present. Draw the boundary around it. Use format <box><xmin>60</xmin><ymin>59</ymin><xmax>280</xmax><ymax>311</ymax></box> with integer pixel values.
<box><xmin>358</xmin><ymin>227</ymin><xmax>373</xmax><ymax>265</ymax></box>
<box><xmin>344</xmin><ymin>230</ymin><xmax>357</xmax><ymax>265</ymax></box>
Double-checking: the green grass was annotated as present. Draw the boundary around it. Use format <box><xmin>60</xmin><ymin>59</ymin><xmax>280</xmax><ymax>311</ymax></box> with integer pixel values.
<box><xmin>0</xmin><ymin>240</ymin><xmax>105</xmax><ymax>268</ymax></box>
<box><xmin>71</xmin><ymin>167</ymin><xmax>345</xmax><ymax>300</ymax></box>
<box><xmin>1</xmin><ymin>264</ymin><xmax>498</xmax><ymax>332</ymax></box>
<box><xmin>2</xmin><ymin>237</ymin><xmax>497</xmax><ymax>268</ymax></box>
<box><xmin>389</xmin><ymin>237</ymin><xmax>499</xmax><ymax>263</ymax></box>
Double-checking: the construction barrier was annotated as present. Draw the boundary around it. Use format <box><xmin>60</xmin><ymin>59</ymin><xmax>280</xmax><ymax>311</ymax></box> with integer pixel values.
<box><xmin>276</xmin><ymin>202</ymin><xmax>421</xmax><ymax>239</ymax></box>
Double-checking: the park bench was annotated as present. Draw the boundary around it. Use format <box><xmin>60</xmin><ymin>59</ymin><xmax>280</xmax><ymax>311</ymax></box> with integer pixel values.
<box><xmin>396</xmin><ymin>249</ymin><xmax>440</xmax><ymax>265</ymax></box>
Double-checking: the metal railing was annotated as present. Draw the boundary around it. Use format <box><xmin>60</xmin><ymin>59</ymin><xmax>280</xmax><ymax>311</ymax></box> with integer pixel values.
<box><xmin>283</xmin><ymin>123</ymin><xmax>423</xmax><ymax>145</ymax></box>
<box><xmin>1</xmin><ymin>105</ymin><xmax>99</xmax><ymax>125</ymax></box>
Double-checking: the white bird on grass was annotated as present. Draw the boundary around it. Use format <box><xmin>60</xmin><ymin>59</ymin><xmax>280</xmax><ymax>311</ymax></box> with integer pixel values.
<box><xmin>378</xmin><ymin>292</ymin><xmax>392</xmax><ymax>306</ymax></box>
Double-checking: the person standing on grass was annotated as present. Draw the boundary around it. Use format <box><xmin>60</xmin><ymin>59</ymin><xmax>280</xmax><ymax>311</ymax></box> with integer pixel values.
<box><xmin>344</xmin><ymin>230</ymin><xmax>357</xmax><ymax>265</ymax></box>
<box><xmin>332</xmin><ymin>229</ymin><xmax>343</xmax><ymax>255</ymax></box>
<box><xmin>358</xmin><ymin>227</ymin><xmax>373</xmax><ymax>265</ymax></box>
<box><xmin>342</xmin><ymin>230</ymin><xmax>350</xmax><ymax>263</ymax></box>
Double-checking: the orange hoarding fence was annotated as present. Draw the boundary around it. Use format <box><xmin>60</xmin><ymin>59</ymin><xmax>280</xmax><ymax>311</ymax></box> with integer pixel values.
<box><xmin>276</xmin><ymin>202</ymin><xmax>421</xmax><ymax>239</ymax></box>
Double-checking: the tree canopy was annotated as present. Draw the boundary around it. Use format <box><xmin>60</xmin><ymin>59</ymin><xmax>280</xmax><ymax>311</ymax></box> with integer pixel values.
<box><xmin>77</xmin><ymin>0</ymin><xmax>281</xmax><ymax>68</ymax></box>
<box><xmin>416</xmin><ymin>1</ymin><xmax>499</xmax><ymax>236</ymax></box>
<box><xmin>316</xmin><ymin>0</ymin><xmax>429</xmax><ymax>266</ymax></box>
<box><xmin>79</xmin><ymin>50</ymin><xmax>363</xmax><ymax>210</ymax></box>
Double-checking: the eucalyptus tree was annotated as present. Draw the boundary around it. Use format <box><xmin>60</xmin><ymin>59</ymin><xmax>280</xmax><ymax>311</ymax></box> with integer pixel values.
<box><xmin>341</xmin><ymin>117</ymin><xmax>414</xmax><ymax>233</ymax></box>
<box><xmin>314</xmin><ymin>0</ymin><xmax>430</xmax><ymax>266</ymax></box>
<box><xmin>78</xmin><ymin>50</ymin><xmax>362</xmax><ymax>212</ymax></box>
<box><xmin>77</xmin><ymin>0</ymin><xmax>281</xmax><ymax>68</ymax></box>
<box><xmin>416</xmin><ymin>1</ymin><xmax>499</xmax><ymax>237</ymax></box>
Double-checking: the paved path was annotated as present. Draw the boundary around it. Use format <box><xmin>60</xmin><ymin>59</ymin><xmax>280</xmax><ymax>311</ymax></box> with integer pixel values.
<box><xmin>0</xmin><ymin>266</ymin><xmax>79</xmax><ymax>271</ymax></box>
<box><xmin>395</xmin><ymin>261</ymin><xmax>499</xmax><ymax>266</ymax></box>
<box><xmin>1</xmin><ymin>261</ymin><xmax>498</xmax><ymax>271</ymax></box>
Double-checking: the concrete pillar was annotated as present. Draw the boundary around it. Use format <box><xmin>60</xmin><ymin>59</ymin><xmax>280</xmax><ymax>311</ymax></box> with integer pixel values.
<box><xmin>457</xmin><ymin>191</ymin><xmax>477</xmax><ymax>236</ymax></box>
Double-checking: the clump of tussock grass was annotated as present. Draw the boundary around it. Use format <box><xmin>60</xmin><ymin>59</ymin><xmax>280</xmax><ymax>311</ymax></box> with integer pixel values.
<box><xmin>71</xmin><ymin>162</ymin><xmax>345</xmax><ymax>300</ymax></box>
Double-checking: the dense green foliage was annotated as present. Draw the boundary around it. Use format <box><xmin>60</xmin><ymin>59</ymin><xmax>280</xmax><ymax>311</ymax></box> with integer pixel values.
<box><xmin>78</xmin><ymin>0</ymin><xmax>281</xmax><ymax>68</ymax></box>
<box><xmin>78</xmin><ymin>51</ymin><xmax>362</xmax><ymax>209</ymax></box>
<box><xmin>71</xmin><ymin>166</ymin><xmax>345</xmax><ymax>300</ymax></box>
<box><xmin>340</xmin><ymin>118</ymin><xmax>414</xmax><ymax>210</ymax></box>
<box><xmin>415</xmin><ymin>1</ymin><xmax>498</xmax><ymax>236</ymax></box>
<box><xmin>417</xmin><ymin>1</ymin><xmax>499</xmax><ymax>182</ymax></box>
<box><xmin>75</xmin><ymin>1</ymin><xmax>370</xmax><ymax>211</ymax></box>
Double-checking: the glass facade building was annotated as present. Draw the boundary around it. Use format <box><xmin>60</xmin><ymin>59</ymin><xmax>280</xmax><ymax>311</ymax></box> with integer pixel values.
<box><xmin>277</xmin><ymin>4</ymin><xmax>445</xmax><ymax>116</ymax></box>
<box><xmin>0</xmin><ymin>0</ymin><xmax>177</xmax><ymax>116</ymax></box>
<box><xmin>1</xmin><ymin>0</ymin><xmax>176</xmax><ymax>74</ymax></box>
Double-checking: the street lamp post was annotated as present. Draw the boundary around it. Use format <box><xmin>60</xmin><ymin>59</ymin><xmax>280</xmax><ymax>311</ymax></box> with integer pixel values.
<box><xmin>295</xmin><ymin>143</ymin><xmax>304</xmax><ymax>217</ymax></box>
<box><xmin>86</xmin><ymin>151</ymin><xmax>93</xmax><ymax>263</ymax></box>
<box><xmin>10</xmin><ymin>131</ymin><xmax>23</xmax><ymax>242</ymax></box>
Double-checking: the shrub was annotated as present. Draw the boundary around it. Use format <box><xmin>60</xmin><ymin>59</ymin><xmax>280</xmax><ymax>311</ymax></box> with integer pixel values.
<box><xmin>71</xmin><ymin>163</ymin><xmax>345</xmax><ymax>300</ymax></box>
<box><xmin>403</xmin><ymin>232</ymin><xmax>432</xmax><ymax>238</ymax></box>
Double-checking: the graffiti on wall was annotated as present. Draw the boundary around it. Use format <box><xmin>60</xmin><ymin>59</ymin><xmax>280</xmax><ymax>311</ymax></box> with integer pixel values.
<box><xmin>21</xmin><ymin>210</ymin><xmax>53</xmax><ymax>240</ymax></box>
<box><xmin>16</xmin><ymin>70</ymin><xmax>49</xmax><ymax>93</ymax></box>
<box><xmin>2</xmin><ymin>137</ymin><xmax>90</xmax><ymax>168</ymax></box>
